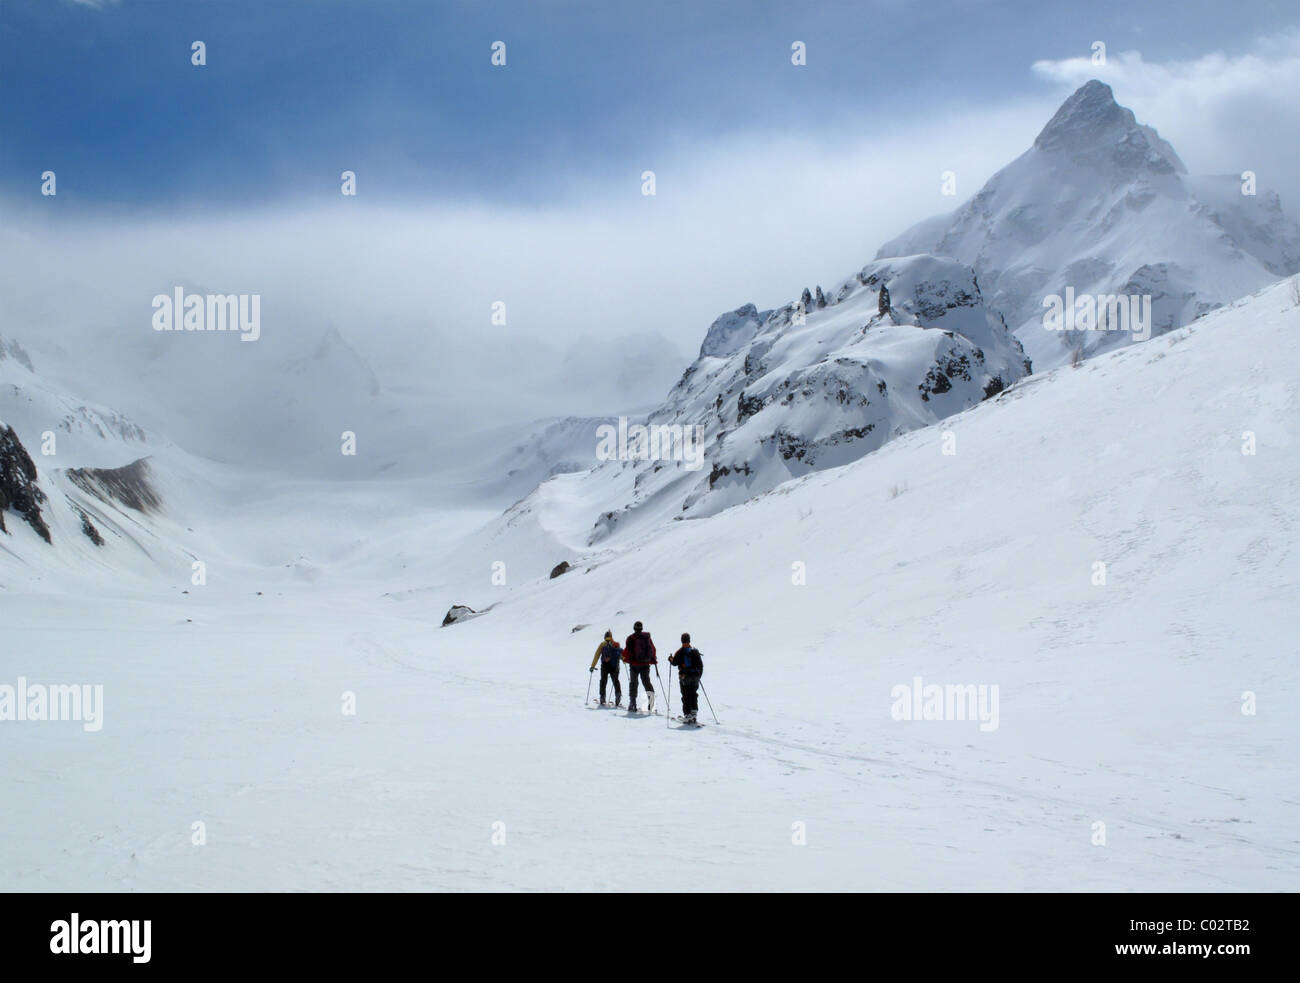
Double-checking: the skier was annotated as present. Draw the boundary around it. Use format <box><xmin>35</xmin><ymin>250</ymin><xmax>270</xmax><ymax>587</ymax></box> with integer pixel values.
<box><xmin>589</xmin><ymin>630</ymin><xmax>623</xmax><ymax>706</ymax></box>
<box><xmin>623</xmin><ymin>621</ymin><xmax>657</xmax><ymax>713</ymax></box>
<box><xmin>668</xmin><ymin>632</ymin><xmax>704</xmax><ymax>725</ymax></box>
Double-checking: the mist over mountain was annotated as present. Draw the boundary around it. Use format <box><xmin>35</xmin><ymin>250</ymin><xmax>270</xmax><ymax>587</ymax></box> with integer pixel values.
<box><xmin>878</xmin><ymin>80</ymin><xmax>1300</xmax><ymax>369</ymax></box>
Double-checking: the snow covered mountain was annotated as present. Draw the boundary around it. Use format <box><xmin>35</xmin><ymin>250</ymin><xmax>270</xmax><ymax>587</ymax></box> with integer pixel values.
<box><xmin>494</xmin><ymin>81</ymin><xmax>1300</xmax><ymax>542</ymax></box>
<box><xmin>877</xmin><ymin>80</ymin><xmax>1300</xmax><ymax>369</ymax></box>
<box><xmin>507</xmin><ymin>253</ymin><xmax>1030</xmax><ymax>543</ymax></box>
<box><xmin>59</xmin><ymin>295</ymin><xmax>388</xmax><ymax>477</ymax></box>
<box><xmin>0</xmin><ymin>341</ymin><xmax>198</xmax><ymax>581</ymax></box>
<box><xmin>7</xmin><ymin>275</ymin><xmax>1296</xmax><ymax>891</ymax></box>
<box><xmin>0</xmin><ymin>326</ymin><xmax>629</xmax><ymax>587</ymax></box>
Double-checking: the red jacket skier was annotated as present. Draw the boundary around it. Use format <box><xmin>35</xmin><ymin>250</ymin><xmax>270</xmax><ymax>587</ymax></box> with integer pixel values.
<box><xmin>622</xmin><ymin>621</ymin><xmax>657</xmax><ymax>713</ymax></box>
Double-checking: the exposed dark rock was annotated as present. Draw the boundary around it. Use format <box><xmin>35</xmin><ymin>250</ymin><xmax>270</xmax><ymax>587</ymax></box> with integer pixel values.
<box><xmin>78</xmin><ymin>509</ymin><xmax>105</xmax><ymax>546</ymax></box>
<box><xmin>707</xmin><ymin>460</ymin><xmax>753</xmax><ymax>488</ymax></box>
<box><xmin>442</xmin><ymin>604</ymin><xmax>478</xmax><ymax>627</ymax></box>
<box><xmin>918</xmin><ymin>367</ymin><xmax>952</xmax><ymax>401</ymax></box>
<box><xmin>550</xmin><ymin>560</ymin><xmax>571</xmax><ymax>579</ymax></box>
<box><xmin>0</xmin><ymin>424</ymin><xmax>51</xmax><ymax>543</ymax></box>
<box><xmin>914</xmin><ymin>287</ymin><xmax>977</xmax><ymax>322</ymax></box>
<box><xmin>736</xmin><ymin>390</ymin><xmax>764</xmax><ymax>423</ymax></box>
<box><xmin>918</xmin><ymin>350</ymin><xmax>974</xmax><ymax>402</ymax></box>
<box><xmin>67</xmin><ymin>458</ymin><xmax>161</xmax><ymax>514</ymax></box>
<box><xmin>775</xmin><ymin>429</ymin><xmax>809</xmax><ymax>462</ymax></box>
<box><xmin>831</xmin><ymin>424</ymin><xmax>874</xmax><ymax>442</ymax></box>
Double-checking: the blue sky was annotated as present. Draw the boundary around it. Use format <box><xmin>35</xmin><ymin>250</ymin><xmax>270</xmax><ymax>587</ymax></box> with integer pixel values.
<box><xmin>4</xmin><ymin>0</ymin><xmax>1296</xmax><ymax>207</ymax></box>
<box><xmin>2</xmin><ymin>0</ymin><xmax>1298</xmax><ymax>394</ymax></box>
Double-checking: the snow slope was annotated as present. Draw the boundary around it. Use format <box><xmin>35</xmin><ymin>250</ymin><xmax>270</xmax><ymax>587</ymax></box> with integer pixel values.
<box><xmin>878</xmin><ymin>80</ymin><xmax>1300</xmax><ymax>370</ymax></box>
<box><xmin>4</xmin><ymin>276</ymin><xmax>1296</xmax><ymax>891</ymax></box>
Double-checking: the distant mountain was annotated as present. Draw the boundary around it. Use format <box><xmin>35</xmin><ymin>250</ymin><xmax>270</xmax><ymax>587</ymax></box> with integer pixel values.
<box><xmin>560</xmin><ymin>331</ymin><xmax>688</xmax><ymax>411</ymax></box>
<box><xmin>877</xmin><ymin>80</ymin><xmax>1300</xmax><ymax>368</ymax></box>
<box><xmin>10</xmin><ymin>282</ymin><xmax>391</xmax><ymax>477</ymax></box>
<box><xmin>0</xmin><ymin>336</ymin><xmax>184</xmax><ymax>574</ymax></box>
<box><xmin>1</xmin><ymin>332</ymin><xmax>151</xmax><ymax>469</ymax></box>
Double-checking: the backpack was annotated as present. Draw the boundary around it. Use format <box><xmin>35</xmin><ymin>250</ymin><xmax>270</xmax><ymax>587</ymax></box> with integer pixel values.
<box><xmin>629</xmin><ymin>633</ymin><xmax>651</xmax><ymax>663</ymax></box>
<box><xmin>678</xmin><ymin>647</ymin><xmax>703</xmax><ymax>674</ymax></box>
<box><xmin>601</xmin><ymin>641</ymin><xmax>620</xmax><ymax>664</ymax></box>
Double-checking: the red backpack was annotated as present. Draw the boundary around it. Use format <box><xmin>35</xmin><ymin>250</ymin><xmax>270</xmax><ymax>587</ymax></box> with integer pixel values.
<box><xmin>628</xmin><ymin>633</ymin><xmax>652</xmax><ymax>664</ymax></box>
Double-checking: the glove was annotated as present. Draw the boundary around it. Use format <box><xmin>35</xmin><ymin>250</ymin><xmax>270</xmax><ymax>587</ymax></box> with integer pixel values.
<box><xmin>589</xmin><ymin>667</ymin><xmax>595</xmax><ymax>673</ymax></box>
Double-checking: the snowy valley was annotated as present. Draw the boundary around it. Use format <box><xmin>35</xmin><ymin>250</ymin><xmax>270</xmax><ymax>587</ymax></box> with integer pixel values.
<box><xmin>2</xmin><ymin>80</ymin><xmax>1298</xmax><ymax>892</ymax></box>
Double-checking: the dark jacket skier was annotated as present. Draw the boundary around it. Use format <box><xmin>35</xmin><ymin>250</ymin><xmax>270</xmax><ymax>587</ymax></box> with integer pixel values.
<box><xmin>623</xmin><ymin>621</ymin><xmax>657</xmax><ymax>713</ymax></box>
<box><xmin>668</xmin><ymin>633</ymin><xmax>704</xmax><ymax>724</ymax></box>
<box><xmin>589</xmin><ymin>631</ymin><xmax>622</xmax><ymax>706</ymax></box>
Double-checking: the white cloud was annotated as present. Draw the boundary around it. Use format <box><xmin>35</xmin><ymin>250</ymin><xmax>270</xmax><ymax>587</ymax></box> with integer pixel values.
<box><xmin>1032</xmin><ymin>33</ymin><xmax>1300</xmax><ymax>209</ymax></box>
<box><xmin>5</xmin><ymin>37</ymin><xmax>1297</xmax><ymax>441</ymax></box>
<box><xmin>0</xmin><ymin>99</ymin><xmax>1052</xmax><ymax>371</ymax></box>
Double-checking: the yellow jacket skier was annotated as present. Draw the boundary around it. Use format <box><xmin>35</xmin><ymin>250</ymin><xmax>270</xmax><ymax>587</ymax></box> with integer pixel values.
<box><xmin>589</xmin><ymin>631</ymin><xmax>623</xmax><ymax>706</ymax></box>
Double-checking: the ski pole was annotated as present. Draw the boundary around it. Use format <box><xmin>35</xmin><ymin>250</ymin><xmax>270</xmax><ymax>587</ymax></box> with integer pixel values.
<box><xmin>586</xmin><ymin>666</ymin><xmax>594</xmax><ymax>705</ymax></box>
<box><xmin>699</xmin><ymin>680</ymin><xmax>719</xmax><ymax>724</ymax></box>
<box><xmin>666</xmin><ymin>664</ymin><xmax>673</xmax><ymax>728</ymax></box>
<box><xmin>653</xmin><ymin>663</ymin><xmax>666</xmax><ymax>720</ymax></box>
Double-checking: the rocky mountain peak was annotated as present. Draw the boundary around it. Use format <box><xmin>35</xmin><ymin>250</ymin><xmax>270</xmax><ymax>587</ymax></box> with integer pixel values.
<box><xmin>1033</xmin><ymin>79</ymin><xmax>1185</xmax><ymax>175</ymax></box>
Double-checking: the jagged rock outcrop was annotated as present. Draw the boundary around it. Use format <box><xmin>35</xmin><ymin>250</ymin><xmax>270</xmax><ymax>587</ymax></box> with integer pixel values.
<box><xmin>0</xmin><ymin>424</ymin><xmax>51</xmax><ymax>543</ymax></box>
<box><xmin>548</xmin><ymin>253</ymin><xmax>1031</xmax><ymax>538</ymax></box>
